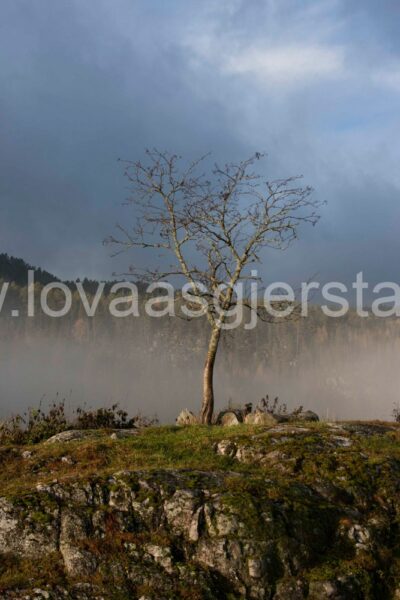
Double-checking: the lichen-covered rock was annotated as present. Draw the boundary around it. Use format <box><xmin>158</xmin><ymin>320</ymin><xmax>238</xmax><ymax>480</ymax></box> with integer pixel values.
<box><xmin>45</xmin><ymin>428</ymin><xmax>140</xmax><ymax>444</ymax></box>
<box><xmin>244</xmin><ymin>410</ymin><xmax>279</xmax><ymax>426</ymax></box>
<box><xmin>215</xmin><ymin>439</ymin><xmax>237</xmax><ymax>457</ymax></box>
<box><xmin>44</xmin><ymin>429</ymin><xmax>100</xmax><ymax>444</ymax></box>
<box><xmin>109</xmin><ymin>428</ymin><xmax>140</xmax><ymax>439</ymax></box>
<box><xmin>292</xmin><ymin>410</ymin><xmax>320</xmax><ymax>422</ymax></box>
<box><xmin>59</xmin><ymin>509</ymin><xmax>96</xmax><ymax>576</ymax></box>
<box><xmin>0</xmin><ymin>494</ymin><xmax>59</xmax><ymax>557</ymax></box>
<box><xmin>145</xmin><ymin>543</ymin><xmax>174</xmax><ymax>573</ymax></box>
<box><xmin>0</xmin><ymin>466</ymin><xmax>389</xmax><ymax>598</ymax></box>
<box><xmin>216</xmin><ymin>410</ymin><xmax>243</xmax><ymax>426</ymax></box>
<box><xmin>175</xmin><ymin>409</ymin><xmax>198</xmax><ymax>425</ymax></box>
<box><xmin>308</xmin><ymin>576</ymin><xmax>364</xmax><ymax>599</ymax></box>
<box><xmin>216</xmin><ymin>440</ymin><xmax>298</xmax><ymax>472</ymax></box>
<box><xmin>164</xmin><ymin>488</ymin><xmax>202</xmax><ymax>537</ymax></box>
<box><xmin>1</xmin><ymin>422</ymin><xmax>400</xmax><ymax>598</ymax></box>
<box><xmin>274</xmin><ymin>578</ymin><xmax>308</xmax><ymax>599</ymax></box>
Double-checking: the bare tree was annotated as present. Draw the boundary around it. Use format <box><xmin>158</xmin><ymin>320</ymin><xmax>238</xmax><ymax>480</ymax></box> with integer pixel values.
<box><xmin>106</xmin><ymin>150</ymin><xmax>322</xmax><ymax>424</ymax></box>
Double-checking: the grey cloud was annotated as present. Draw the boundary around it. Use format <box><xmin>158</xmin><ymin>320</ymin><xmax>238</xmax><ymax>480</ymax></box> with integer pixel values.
<box><xmin>0</xmin><ymin>0</ymin><xmax>399</xmax><ymax>287</ymax></box>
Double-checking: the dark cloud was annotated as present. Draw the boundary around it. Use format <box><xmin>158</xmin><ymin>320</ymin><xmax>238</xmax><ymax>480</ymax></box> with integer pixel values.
<box><xmin>0</xmin><ymin>0</ymin><xmax>399</xmax><ymax>286</ymax></box>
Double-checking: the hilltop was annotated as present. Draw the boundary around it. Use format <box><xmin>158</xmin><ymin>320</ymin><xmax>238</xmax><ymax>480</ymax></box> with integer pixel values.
<box><xmin>0</xmin><ymin>253</ymin><xmax>59</xmax><ymax>286</ymax></box>
<box><xmin>0</xmin><ymin>421</ymin><xmax>400</xmax><ymax>599</ymax></box>
<box><xmin>0</xmin><ymin>252</ymin><xmax>122</xmax><ymax>294</ymax></box>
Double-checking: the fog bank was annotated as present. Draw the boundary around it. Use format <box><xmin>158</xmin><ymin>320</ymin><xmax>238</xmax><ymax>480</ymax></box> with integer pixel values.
<box><xmin>0</xmin><ymin>329</ymin><xmax>398</xmax><ymax>422</ymax></box>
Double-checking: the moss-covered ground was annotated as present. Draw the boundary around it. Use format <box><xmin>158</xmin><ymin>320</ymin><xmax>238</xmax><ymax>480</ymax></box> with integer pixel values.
<box><xmin>1</xmin><ymin>421</ymin><xmax>399</xmax><ymax>499</ymax></box>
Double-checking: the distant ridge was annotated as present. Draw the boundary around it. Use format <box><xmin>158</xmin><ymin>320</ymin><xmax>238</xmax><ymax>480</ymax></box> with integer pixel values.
<box><xmin>0</xmin><ymin>253</ymin><xmax>59</xmax><ymax>286</ymax></box>
<box><xmin>0</xmin><ymin>253</ymin><xmax>137</xmax><ymax>294</ymax></box>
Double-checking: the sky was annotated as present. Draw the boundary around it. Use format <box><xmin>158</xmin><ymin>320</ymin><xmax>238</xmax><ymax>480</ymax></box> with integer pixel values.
<box><xmin>1</xmin><ymin>0</ymin><xmax>400</xmax><ymax>288</ymax></box>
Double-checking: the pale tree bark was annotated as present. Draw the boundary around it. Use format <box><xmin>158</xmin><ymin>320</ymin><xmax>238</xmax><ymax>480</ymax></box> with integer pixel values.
<box><xmin>201</xmin><ymin>326</ymin><xmax>221</xmax><ymax>424</ymax></box>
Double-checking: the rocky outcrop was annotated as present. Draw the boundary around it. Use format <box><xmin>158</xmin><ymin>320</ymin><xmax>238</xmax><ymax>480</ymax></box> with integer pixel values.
<box><xmin>1</xmin><ymin>470</ymin><xmax>294</xmax><ymax>598</ymax></box>
<box><xmin>1</xmin><ymin>422</ymin><xmax>400</xmax><ymax>598</ymax></box>
<box><xmin>45</xmin><ymin>428</ymin><xmax>141</xmax><ymax>444</ymax></box>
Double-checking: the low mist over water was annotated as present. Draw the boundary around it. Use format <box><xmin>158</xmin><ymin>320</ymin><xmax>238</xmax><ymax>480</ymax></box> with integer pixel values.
<box><xmin>1</xmin><ymin>313</ymin><xmax>399</xmax><ymax>422</ymax></box>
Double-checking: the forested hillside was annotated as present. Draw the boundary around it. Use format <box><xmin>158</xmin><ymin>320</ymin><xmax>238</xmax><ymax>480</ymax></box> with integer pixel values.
<box><xmin>0</xmin><ymin>253</ymin><xmax>59</xmax><ymax>286</ymax></box>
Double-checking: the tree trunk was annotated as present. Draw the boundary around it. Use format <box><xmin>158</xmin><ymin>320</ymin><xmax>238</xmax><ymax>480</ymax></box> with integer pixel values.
<box><xmin>200</xmin><ymin>326</ymin><xmax>221</xmax><ymax>424</ymax></box>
